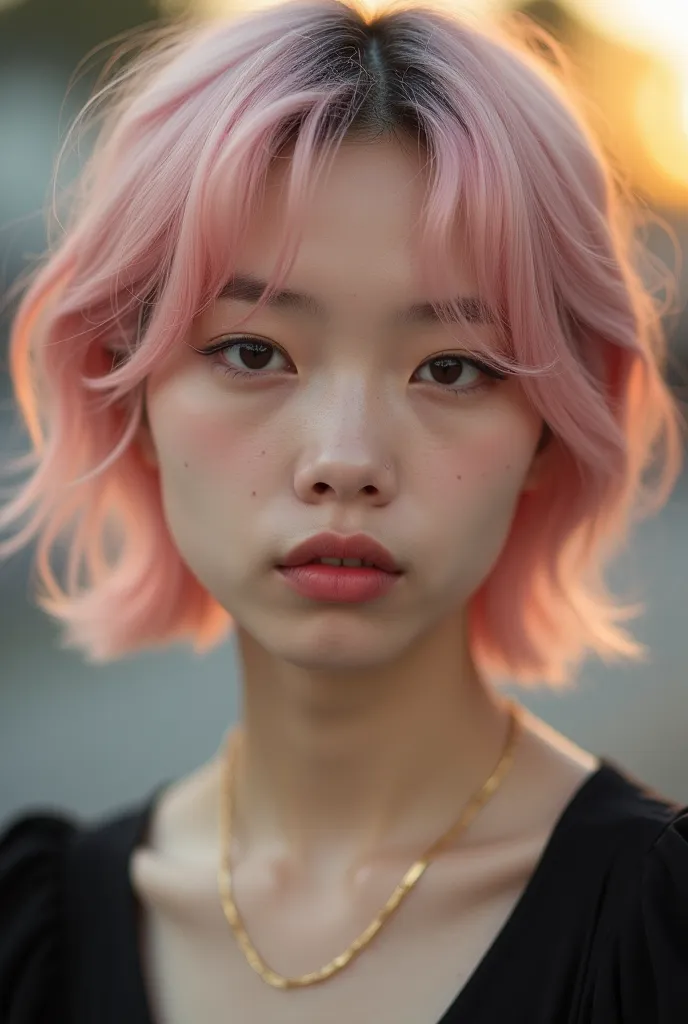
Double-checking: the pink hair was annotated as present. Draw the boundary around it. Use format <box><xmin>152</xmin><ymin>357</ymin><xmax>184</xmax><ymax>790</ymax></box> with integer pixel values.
<box><xmin>0</xmin><ymin>0</ymin><xmax>683</xmax><ymax>686</ymax></box>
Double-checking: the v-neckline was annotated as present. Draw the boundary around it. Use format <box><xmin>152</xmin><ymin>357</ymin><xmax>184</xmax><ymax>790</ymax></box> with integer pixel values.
<box><xmin>117</xmin><ymin>760</ymin><xmax>619</xmax><ymax>1024</ymax></box>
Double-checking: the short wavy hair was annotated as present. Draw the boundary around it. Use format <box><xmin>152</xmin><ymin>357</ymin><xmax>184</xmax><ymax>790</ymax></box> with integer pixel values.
<box><xmin>0</xmin><ymin>0</ymin><xmax>683</xmax><ymax>686</ymax></box>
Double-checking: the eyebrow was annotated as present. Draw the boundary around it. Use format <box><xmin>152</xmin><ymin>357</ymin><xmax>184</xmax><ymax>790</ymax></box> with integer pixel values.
<box><xmin>217</xmin><ymin>273</ymin><xmax>494</xmax><ymax>326</ymax></box>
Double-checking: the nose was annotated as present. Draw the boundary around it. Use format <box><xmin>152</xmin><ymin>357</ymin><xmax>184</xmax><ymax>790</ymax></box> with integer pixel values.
<box><xmin>292</xmin><ymin>383</ymin><xmax>397</xmax><ymax>507</ymax></box>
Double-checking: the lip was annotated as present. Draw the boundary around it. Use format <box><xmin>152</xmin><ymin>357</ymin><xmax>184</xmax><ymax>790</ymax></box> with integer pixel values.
<box><xmin>278</xmin><ymin>532</ymin><xmax>402</xmax><ymax>574</ymax></box>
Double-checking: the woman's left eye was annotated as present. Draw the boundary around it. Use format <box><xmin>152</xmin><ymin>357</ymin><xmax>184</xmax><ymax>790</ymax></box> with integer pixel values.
<box><xmin>413</xmin><ymin>355</ymin><xmax>505</xmax><ymax>394</ymax></box>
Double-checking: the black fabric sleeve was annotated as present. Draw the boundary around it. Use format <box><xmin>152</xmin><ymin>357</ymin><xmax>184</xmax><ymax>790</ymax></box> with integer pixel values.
<box><xmin>616</xmin><ymin>808</ymin><xmax>688</xmax><ymax>1022</ymax></box>
<box><xmin>0</xmin><ymin>812</ymin><xmax>77</xmax><ymax>1024</ymax></box>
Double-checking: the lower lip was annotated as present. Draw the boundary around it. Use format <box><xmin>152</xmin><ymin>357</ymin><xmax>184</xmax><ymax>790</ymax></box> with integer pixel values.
<box><xmin>277</xmin><ymin>564</ymin><xmax>402</xmax><ymax>602</ymax></box>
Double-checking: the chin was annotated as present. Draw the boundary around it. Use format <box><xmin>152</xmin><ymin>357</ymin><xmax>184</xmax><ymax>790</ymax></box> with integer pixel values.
<box><xmin>260</xmin><ymin>616</ymin><xmax>416</xmax><ymax>673</ymax></box>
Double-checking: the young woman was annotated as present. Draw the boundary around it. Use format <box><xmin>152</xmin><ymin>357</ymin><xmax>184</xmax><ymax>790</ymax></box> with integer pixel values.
<box><xmin>0</xmin><ymin>1</ymin><xmax>686</xmax><ymax>1021</ymax></box>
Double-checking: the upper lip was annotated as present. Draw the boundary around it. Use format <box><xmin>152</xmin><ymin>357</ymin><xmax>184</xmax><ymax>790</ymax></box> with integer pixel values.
<box><xmin>278</xmin><ymin>532</ymin><xmax>402</xmax><ymax>573</ymax></box>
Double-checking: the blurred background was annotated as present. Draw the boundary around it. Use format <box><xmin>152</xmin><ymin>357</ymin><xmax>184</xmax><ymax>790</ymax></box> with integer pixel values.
<box><xmin>0</xmin><ymin>0</ymin><xmax>687</xmax><ymax>825</ymax></box>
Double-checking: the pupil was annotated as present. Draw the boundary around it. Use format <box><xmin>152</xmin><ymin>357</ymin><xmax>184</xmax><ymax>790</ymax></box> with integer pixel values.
<box><xmin>431</xmin><ymin>357</ymin><xmax>463</xmax><ymax>385</ymax></box>
<box><xmin>240</xmin><ymin>342</ymin><xmax>272</xmax><ymax>370</ymax></box>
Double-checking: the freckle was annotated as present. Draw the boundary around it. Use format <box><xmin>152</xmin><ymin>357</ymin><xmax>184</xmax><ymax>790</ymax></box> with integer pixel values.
<box><xmin>260</xmin><ymin>450</ymin><xmax>266</xmax><ymax>456</ymax></box>
<box><xmin>456</xmin><ymin>475</ymin><xmax>462</xmax><ymax>481</ymax></box>
<box><xmin>251</xmin><ymin>491</ymin><xmax>256</xmax><ymax>497</ymax></box>
<box><xmin>183</xmin><ymin>461</ymin><xmax>189</xmax><ymax>468</ymax></box>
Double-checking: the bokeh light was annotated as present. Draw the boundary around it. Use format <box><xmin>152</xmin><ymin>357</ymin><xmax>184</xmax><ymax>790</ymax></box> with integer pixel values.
<box><xmin>159</xmin><ymin>0</ymin><xmax>688</xmax><ymax>196</ymax></box>
<box><xmin>635</xmin><ymin>63</ymin><xmax>688</xmax><ymax>187</ymax></box>
<box><xmin>565</xmin><ymin>0</ymin><xmax>688</xmax><ymax>63</ymax></box>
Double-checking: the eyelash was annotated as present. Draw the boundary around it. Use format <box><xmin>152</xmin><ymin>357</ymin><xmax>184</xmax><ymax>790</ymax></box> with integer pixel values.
<box><xmin>198</xmin><ymin>336</ymin><xmax>507</xmax><ymax>397</ymax></box>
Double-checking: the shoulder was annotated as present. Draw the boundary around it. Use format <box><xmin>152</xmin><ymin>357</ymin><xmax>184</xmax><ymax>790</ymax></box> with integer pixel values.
<box><xmin>0</xmin><ymin>793</ymin><xmax>158</xmax><ymax>1024</ymax></box>
<box><xmin>568</xmin><ymin>762</ymin><xmax>688</xmax><ymax>1023</ymax></box>
<box><xmin>0</xmin><ymin>810</ymin><xmax>79</xmax><ymax>1023</ymax></box>
<box><xmin>614</xmin><ymin>787</ymin><xmax>688</xmax><ymax>1020</ymax></box>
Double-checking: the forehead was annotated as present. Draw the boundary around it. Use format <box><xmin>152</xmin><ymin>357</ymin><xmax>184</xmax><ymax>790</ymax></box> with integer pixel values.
<box><xmin>260</xmin><ymin>137</ymin><xmax>427</xmax><ymax>240</ymax></box>
<box><xmin>235</xmin><ymin>138</ymin><xmax>481</xmax><ymax>311</ymax></box>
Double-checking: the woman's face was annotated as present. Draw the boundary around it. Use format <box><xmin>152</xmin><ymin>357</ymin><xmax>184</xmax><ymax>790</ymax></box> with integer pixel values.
<box><xmin>143</xmin><ymin>138</ymin><xmax>543</xmax><ymax>670</ymax></box>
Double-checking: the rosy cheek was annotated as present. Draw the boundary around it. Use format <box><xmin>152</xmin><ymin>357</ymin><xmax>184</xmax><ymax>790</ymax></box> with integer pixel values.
<box><xmin>152</xmin><ymin>391</ymin><xmax>280</xmax><ymax>489</ymax></box>
<box><xmin>184</xmin><ymin>417</ymin><xmax>242</xmax><ymax>465</ymax></box>
<box><xmin>445</xmin><ymin>428</ymin><xmax>534</xmax><ymax>495</ymax></box>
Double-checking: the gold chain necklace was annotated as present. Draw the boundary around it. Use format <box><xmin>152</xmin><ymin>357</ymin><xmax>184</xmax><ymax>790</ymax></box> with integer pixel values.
<box><xmin>218</xmin><ymin>699</ymin><xmax>522</xmax><ymax>990</ymax></box>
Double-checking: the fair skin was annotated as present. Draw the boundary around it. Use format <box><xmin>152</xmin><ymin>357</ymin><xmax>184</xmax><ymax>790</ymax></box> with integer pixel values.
<box><xmin>132</xmin><ymin>137</ymin><xmax>599</xmax><ymax>1023</ymax></box>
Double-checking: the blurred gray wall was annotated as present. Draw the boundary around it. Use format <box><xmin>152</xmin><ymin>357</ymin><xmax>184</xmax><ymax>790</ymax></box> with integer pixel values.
<box><xmin>1</xmin><ymin>0</ymin><xmax>687</xmax><ymax>826</ymax></box>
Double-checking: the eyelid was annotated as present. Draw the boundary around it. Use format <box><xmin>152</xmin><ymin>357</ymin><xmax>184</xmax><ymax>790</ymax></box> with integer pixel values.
<box><xmin>195</xmin><ymin>334</ymin><xmax>280</xmax><ymax>355</ymax></box>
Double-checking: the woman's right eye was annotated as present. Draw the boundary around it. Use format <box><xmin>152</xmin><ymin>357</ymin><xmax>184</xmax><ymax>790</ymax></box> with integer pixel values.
<box><xmin>204</xmin><ymin>337</ymin><xmax>293</xmax><ymax>378</ymax></box>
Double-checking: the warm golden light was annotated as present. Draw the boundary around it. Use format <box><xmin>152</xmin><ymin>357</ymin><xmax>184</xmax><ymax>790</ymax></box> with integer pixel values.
<box><xmin>564</xmin><ymin>0</ymin><xmax>688</xmax><ymax>62</ymax></box>
<box><xmin>635</xmin><ymin>62</ymin><xmax>688</xmax><ymax>187</ymax></box>
<box><xmin>161</xmin><ymin>0</ymin><xmax>506</xmax><ymax>18</ymax></box>
<box><xmin>159</xmin><ymin>0</ymin><xmax>688</xmax><ymax>202</ymax></box>
<box><xmin>164</xmin><ymin>0</ymin><xmax>688</xmax><ymax>61</ymax></box>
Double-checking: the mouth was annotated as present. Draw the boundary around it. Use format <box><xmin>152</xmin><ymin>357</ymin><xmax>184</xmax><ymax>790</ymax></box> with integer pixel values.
<box><xmin>299</xmin><ymin>557</ymin><xmax>393</xmax><ymax>570</ymax></box>
<box><xmin>275</xmin><ymin>551</ymin><xmax>403</xmax><ymax>604</ymax></box>
<box><xmin>278</xmin><ymin>532</ymin><xmax>403</xmax><ymax>575</ymax></box>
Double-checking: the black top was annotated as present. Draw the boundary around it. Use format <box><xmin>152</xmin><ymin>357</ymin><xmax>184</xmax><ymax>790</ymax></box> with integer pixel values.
<box><xmin>1</xmin><ymin>759</ymin><xmax>688</xmax><ymax>1023</ymax></box>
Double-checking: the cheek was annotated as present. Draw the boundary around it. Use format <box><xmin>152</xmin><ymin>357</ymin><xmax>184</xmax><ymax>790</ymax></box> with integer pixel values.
<box><xmin>423</xmin><ymin>413</ymin><xmax>539</xmax><ymax>570</ymax></box>
<box><xmin>419</xmin><ymin>422</ymin><xmax>538</xmax><ymax>597</ymax></box>
<box><xmin>427</xmin><ymin>420</ymin><xmax>537</xmax><ymax>505</ymax></box>
<box><xmin>147</xmin><ymin>381</ymin><xmax>275</xmax><ymax>494</ymax></box>
<box><xmin>145</xmin><ymin>388</ymin><xmax>276</xmax><ymax>580</ymax></box>
<box><xmin>460</xmin><ymin>433</ymin><xmax>531</xmax><ymax>489</ymax></box>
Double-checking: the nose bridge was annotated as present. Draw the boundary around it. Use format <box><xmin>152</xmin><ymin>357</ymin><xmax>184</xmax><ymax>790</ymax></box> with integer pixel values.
<box><xmin>294</xmin><ymin>370</ymin><xmax>396</xmax><ymax>501</ymax></box>
<box><xmin>314</xmin><ymin>370</ymin><xmax>386</xmax><ymax>453</ymax></box>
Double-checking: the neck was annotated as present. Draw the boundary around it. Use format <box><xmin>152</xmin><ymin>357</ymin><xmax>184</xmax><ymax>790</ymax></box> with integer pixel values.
<box><xmin>228</xmin><ymin>615</ymin><xmax>514</xmax><ymax>870</ymax></box>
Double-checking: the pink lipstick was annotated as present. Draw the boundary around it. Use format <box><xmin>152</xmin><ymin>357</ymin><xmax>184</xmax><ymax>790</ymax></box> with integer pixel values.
<box><xmin>277</xmin><ymin>532</ymin><xmax>403</xmax><ymax>603</ymax></box>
